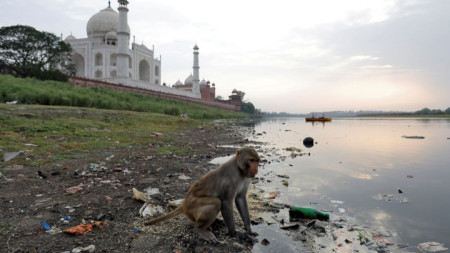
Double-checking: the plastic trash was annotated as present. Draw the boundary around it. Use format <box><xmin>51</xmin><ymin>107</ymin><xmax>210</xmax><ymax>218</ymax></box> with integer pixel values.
<box><xmin>418</xmin><ymin>242</ymin><xmax>448</xmax><ymax>252</ymax></box>
<box><xmin>289</xmin><ymin>206</ymin><xmax>330</xmax><ymax>221</ymax></box>
<box><xmin>132</xmin><ymin>188</ymin><xmax>151</xmax><ymax>202</ymax></box>
<box><xmin>66</xmin><ymin>185</ymin><xmax>83</xmax><ymax>194</ymax></box>
<box><xmin>169</xmin><ymin>199</ymin><xmax>184</xmax><ymax>207</ymax></box>
<box><xmin>72</xmin><ymin>245</ymin><xmax>95</xmax><ymax>253</ymax></box>
<box><xmin>42</xmin><ymin>221</ymin><xmax>51</xmax><ymax>231</ymax></box>
<box><xmin>64</xmin><ymin>224</ymin><xmax>95</xmax><ymax>235</ymax></box>
<box><xmin>46</xmin><ymin>227</ymin><xmax>62</xmax><ymax>235</ymax></box>
<box><xmin>139</xmin><ymin>203</ymin><xmax>164</xmax><ymax>217</ymax></box>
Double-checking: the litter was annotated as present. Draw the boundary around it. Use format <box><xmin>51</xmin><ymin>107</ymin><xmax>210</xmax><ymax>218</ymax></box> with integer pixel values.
<box><xmin>4</xmin><ymin>151</ymin><xmax>25</xmax><ymax>162</ymax></box>
<box><xmin>42</xmin><ymin>221</ymin><xmax>51</xmax><ymax>231</ymax></box>
<box><xmin>46</xmin><ymin>227</ymin><xmax>62</xmax><ymax>235</ymax></box>
<box><xmin>132</xmin><ymin>188</ymin><xmax>151</xmax><ymax>203</ymax></box>
<box><xmin>331</xmin><ymin>200</ymin><xmax>344</xmax><ymax>204</ymax></box>
<box><xmin>139</xmin><ymin>203</ymin><xmax>164</xmax><ymax>217</ymax></box>
<box><xmin>402</xmin><ymin>135</ymin><xmax>425</xmax><ymax>139</ymax></box>
<box><xmin>417</xmin><ymin>242</ymin><xmax>448</xmax><ymax>252</ymax></box>
<box><xmin>169</xmin><ymin>199</ymin><xmax>184</xmax><ymax>207</ymax></box>
<box><xmin>72</xmin><ymin>245</ymin><xmax>95</xmax><ymax>253</ymax></box>
<box><xmin>289</xmin><ymin>206</ymin><xmax>329</xmax><ymax>221</ymax></box>
<box><xmin>66</xmin><ymin>185</ymin><xmax>83</xmax><ymax>194</ymax></box>
<box><xmin>64</xmin><ymin>221</ymin><xmax>107</xmax><ymax>235</ymax></box>
<box><xmin>6</xmin><ymin>100</ymin><xmax>18</xmax><ymax>104</ymax></box>
<box><xmin>264</xmin><ymin>191</ymin><xmax>280</xmax><ymax>199</ymax></box>
<box><xmin>178</xmin><ymin>174</ymin><xmax>191</xmax><ymax>180</ymax></box>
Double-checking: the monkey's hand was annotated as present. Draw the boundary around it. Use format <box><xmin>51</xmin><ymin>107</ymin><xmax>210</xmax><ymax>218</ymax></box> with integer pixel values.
<box><xmin>247</xmin><ymin>230</ymin><xmax>258</xmax><ymax>237</ymax></box>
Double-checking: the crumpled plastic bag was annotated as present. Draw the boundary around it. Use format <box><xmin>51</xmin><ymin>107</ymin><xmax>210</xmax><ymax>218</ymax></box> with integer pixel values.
<box><xmin>64</xmin><ymin>221</ymin><xmax>107</xmax><ymax>235</ymax></box>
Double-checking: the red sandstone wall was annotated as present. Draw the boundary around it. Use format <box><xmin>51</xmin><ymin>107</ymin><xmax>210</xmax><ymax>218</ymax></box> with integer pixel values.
<box><xmin>69</xmin><ymin>76</ymin><xmax>240</xmax><ymax>111</ymax></box>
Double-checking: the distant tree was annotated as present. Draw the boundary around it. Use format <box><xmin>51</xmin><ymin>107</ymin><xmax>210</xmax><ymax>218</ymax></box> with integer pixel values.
<box><xmin>415</xmin><ymin>107</ymin><xmax>431</xmax><ymax>114</ymax></box>
<box><xmin>215</xmin><ymin>95</ymin><xmax>224</xmax><ymax>101</ymax></box>
<box><xmin>236</xmin><ymin>90</ymin><xmax>246</xmax><ymax>100</ymax></box>
<box><xmin>431</xmin><ymin>109</ymin><xmax>443</xmax><ymax>114</ymax></box>
<box><xmin>0</xmin><ymin>25</ymin><xmax>73</xmax><ymax>80</ymax></box>
<box><xmin>241</xmin><ymin>101</ymin><xmax>256</xmax><ymax>114</ymax></box>
<box><xmin>445</xmin><ymin>107</ymin><xmax>450</xmax><ymax>114</ymax></box>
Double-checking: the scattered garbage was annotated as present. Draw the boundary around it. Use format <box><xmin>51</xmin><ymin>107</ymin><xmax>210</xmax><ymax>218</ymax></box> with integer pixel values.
<box><xmin>42</xmin><ymin>221</ymin><xmax>51</xmax><ymax>231</ymax></box>
<box><xmin>153</xmin><ymin>132</ymin><xmax>164</xmax><ymax>137</ymax></box>
<box><xmin>139</xmin><ymin>203</ymin><xmax>164</xmax><ymax>217</ymax></box>
<box><xmin>277</xmin><ymin>174</ymin><xmax>290</xmax><ymax>179</ymax></box>
<box><xmin>178</xmin><ymin>174</ymin><xmax>191</xmax><ymax>180</ymax></box>
<box><xmin>303</xmin><ymin>137</ymin><xmax>314</xmax><ymax>148</ymax></box>
<box><xmin>402</xmin><ymin>135</ymin><xmax>425</xmax><ymax>139</ymax></box>
<box><xmin>132</xmin><ymin>187</ymin><xmax>160</xmax><ymax>203</ymax></box>
<box><xmin>133</xmin><ymin>188</ymin><xmax>151</xmax><ymax>203</ymax></box>
<box><xmin>289</xmin><ymin>206</ymin><xmax>330</xmax><ymax>221</ymax></box>
<box><xmin>280</xmin><ymin>223</ymin><xmax>299</xmax><ymax>230</ymax></box>
<box><xmin>4</xmin><ymin>151</ymin><xmax>25</xmax><ymax>162</ymax></box>
<box><xmin>71</xmin><ymin>245</ymin><xmax>95</xmax><ymax>253</ymax></box>
<box><xmin>66</xmin><ymin>185</ymin><xmax>83</xmax><ymax>194</ymax></box>
<box><xmin>134</xmin><ymin>228</ymin><xmax>143</xmax><ymax>233</ymax></box>
<box><xmin>169</xmin><ymin>199</ymin><xmax>184</xmax><ymax>207</ymax></box>
<box><xmin>6</xmin><ymin>100</ymin><xmax>18</xmax><ymax>104</ymax></box>
<box><xmin>64</xmin><ymin>221</ymin><xmax>107</xmax><ymax>235</ymax></box>
<box><xmin>264</xmin><ymin>191</ymin><xmax>280</xmax><ymax>199</ymax></box>
<box><xmin>373</xmin><ymin>194</ymin><xmax>408</xmax><ymax>203</ymax></box>
<box><xmin>46</xmin><ymin>227</ymin><xmax>62</xmax><ymax>235</ymax></box>
<box><xmin>417</xmin><ymin>242</ymin><xmax>448</xmax><ymax>252</ymax></box>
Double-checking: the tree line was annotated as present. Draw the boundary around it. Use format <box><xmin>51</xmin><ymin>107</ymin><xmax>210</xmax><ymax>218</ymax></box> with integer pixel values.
<box><xmin>0</xmin><ymin>25</ymin><xmax>73</xmax><ymax>81</ymax></box>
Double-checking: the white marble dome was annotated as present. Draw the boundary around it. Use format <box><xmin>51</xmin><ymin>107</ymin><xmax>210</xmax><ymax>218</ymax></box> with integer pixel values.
<box><xmin>184</xmin><ymin>74</ymin><xmax>193</xmax><ymax>85</ymax></box>
<box><xmin>64</xmin><ymin>34</ymin><xmax>76</xmax><ymax>41</ymax></box>
<box><xmin>86</xmin><ymin>6</ymin><xmax>130</xmax><ymax>38</ymax></box>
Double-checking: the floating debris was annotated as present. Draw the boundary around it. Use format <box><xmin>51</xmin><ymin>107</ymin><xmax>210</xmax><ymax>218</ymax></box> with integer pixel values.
<box><xmin>402</xmin><ymin>135</ymin><xmax>425</xmax><ymax>139</ymax></box>
<box><xmin>418</xmin><ymin>242</ymin><xmax>448</xmax><ymax>252</ymax></box>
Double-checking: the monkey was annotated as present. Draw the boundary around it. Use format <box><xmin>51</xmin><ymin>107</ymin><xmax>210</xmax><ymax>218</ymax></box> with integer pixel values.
<box><xmin>145</xmin><ymin>147</ymin><xmax>260</xmax><ymax>243</ymax></box>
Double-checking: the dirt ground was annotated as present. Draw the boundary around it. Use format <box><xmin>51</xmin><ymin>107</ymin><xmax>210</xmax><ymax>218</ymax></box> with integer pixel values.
<box><xmin>1</xmin><ymin>123</ymin><xmax>276</xmax><ymax>253</ymax></box>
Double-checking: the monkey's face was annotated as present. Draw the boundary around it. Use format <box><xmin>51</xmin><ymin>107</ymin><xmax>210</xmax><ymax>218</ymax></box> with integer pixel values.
<box><xmin>246</xmin><ymin>158</ymin><xmax>259</xmax><ymax>178</ymax></box>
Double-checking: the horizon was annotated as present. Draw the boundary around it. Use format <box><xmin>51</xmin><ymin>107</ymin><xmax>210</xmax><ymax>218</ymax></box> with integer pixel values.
<box><xmin>1</xmin><ymin>0</ymin><xmax>449</xmax><ymax>114</ymax></box>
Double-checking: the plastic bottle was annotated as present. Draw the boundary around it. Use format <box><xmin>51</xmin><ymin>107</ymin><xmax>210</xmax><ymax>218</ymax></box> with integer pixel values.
<box><xmin>289</xmin><ymin>206</ymin><xmax>330</xmax><ymax>221</ymax></box>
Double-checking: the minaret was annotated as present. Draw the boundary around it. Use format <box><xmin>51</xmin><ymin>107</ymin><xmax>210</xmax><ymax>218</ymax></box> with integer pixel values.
<box><xmin>192</xmin><ymin>45</ymin><xmax>200</xmax><ymax>96</ymax></box>
<box><xmin>117</xmin><ymin>0</ymin><xmax>130</xmax><ymax>78</ymax></box>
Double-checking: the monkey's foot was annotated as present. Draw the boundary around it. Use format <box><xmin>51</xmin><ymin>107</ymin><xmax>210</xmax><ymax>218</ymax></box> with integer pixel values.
<box><xmin>195</xmin><ymin>228</ymin><xmax>218</xmax><ymax>244</ymax></box>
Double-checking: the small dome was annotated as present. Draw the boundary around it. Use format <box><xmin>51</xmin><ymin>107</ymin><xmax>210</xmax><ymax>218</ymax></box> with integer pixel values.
<box><xmin>184</xmin><ymin>74</ymin><xmax>193</xmax><ymax>85</ymax></box>
<box><xmin>174</xmin><ymin>80</ymin><xmax>183</xmax><ymax>86</ymax></box>
<box><xmin>193</xmin><ymin>44</ymin><xmax>199</xmax><ymax>50</ymax></box>
<box><xmin>65</xmin><ymin>34</ymin><xmax>76</xmax><ymax>41</ymax></box>
<box><xmin>199</xmin><ymin>79</ymin><xmax>207</xmax><ymax>86</ymax></box>
<box><xmin>86</xmin><ymin>6</ymin><xmax>130</xmax><ymax>38</ymax></box>
<box><xmin>232</xmin><ymin>88</ymin><xmax>238</xmax><ymax>94</ymax></box>
<box><xmin>105</xmin><ymin>31</ymin><xmax>117</xmax><ymax>40</ymax></box>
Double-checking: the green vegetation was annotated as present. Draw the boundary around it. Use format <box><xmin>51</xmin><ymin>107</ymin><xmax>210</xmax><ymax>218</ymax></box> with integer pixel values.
<box><xmin>0</xmin><ymin>103</ymin><xmax>206</xmax><ymax>165</ymax></box>
<box><xmin>0</xmin><ymin>74</ymin><xmax>246</xmax><ymax>120</ymax></box>
<box><xmin>0</xmin><ymin>25</ymin><xmax>73</xmax><ymax>81</ymax></box>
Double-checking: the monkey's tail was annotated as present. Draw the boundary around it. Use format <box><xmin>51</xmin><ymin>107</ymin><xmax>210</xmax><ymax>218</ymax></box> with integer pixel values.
<box><xmin>144</xmin><ymin>206</ymin><xmax>184</xmax><ymax>225</ymax></box>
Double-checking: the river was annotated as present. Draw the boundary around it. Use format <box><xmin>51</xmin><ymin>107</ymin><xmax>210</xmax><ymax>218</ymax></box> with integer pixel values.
<box><xmin>227</xmin><ymin>117</ymin><xmax>450</xmax><ymax>252</ymax></box>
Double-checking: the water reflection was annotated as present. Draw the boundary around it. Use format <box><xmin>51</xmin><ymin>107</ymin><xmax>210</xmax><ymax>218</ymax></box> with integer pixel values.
<box><xmin>245</xmin><ymin>117</ymin><xmax>450</xmax><ymax>249</ymax></box>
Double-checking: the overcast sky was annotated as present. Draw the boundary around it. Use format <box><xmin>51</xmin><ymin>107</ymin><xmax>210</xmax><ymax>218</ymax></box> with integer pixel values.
<box><xmin>1</xmin><ymin>0</ymin><xmax>449</xmax><ymax>113</ymax></box>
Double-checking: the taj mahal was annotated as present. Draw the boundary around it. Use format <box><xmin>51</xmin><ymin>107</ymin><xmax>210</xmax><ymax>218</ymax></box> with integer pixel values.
<box><xmin>65</xmin><ymin>0</ymin><xmax>211</xmax><ymax>100</ymax></box>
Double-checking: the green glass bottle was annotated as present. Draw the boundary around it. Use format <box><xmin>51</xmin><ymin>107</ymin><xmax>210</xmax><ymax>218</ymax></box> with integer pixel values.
<box><xmin>289</xmin><ymin>206</ymin><xmax>330</xmax><ymax>221</ymax></box>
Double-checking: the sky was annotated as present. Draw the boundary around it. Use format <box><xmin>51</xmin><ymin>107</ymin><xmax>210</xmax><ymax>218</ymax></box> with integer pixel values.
<box><xmin>1</xmin><ymin>0</ymin><xmax>449</xmax><ymax>113</ymax></box>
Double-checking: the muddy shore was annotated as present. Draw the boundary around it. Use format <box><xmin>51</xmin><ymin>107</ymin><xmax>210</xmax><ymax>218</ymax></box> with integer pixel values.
<box><xmin>1</xmin><ymin>121</ymin><xmax>278</xmax><ymax>253</ymax></box>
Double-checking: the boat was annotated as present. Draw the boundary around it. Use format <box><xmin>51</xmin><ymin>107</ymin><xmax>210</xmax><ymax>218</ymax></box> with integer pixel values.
<box><xmin>305</xmin><ymin>116</ymin><xmax>332</xmax><ymax>122</ymax></box>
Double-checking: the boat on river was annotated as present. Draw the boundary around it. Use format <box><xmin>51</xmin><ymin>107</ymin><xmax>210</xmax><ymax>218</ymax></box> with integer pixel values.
<box><xmin>305</xmin><ymin>116</ymin><xmax>332</xmax><ymax>122</ymax></box>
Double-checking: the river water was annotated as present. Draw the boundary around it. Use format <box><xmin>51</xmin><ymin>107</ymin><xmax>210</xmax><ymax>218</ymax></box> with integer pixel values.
<box><xmin>233</xmin><ymin>117</ymin><xmax>450</xmax><ymax>252</ymax></box>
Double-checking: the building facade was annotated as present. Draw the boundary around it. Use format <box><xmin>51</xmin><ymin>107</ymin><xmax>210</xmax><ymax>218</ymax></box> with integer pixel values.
<box><xmin>65</xmin><ymin>0</ymin><xmax>200</xmax><ymax>98</ymax></box>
